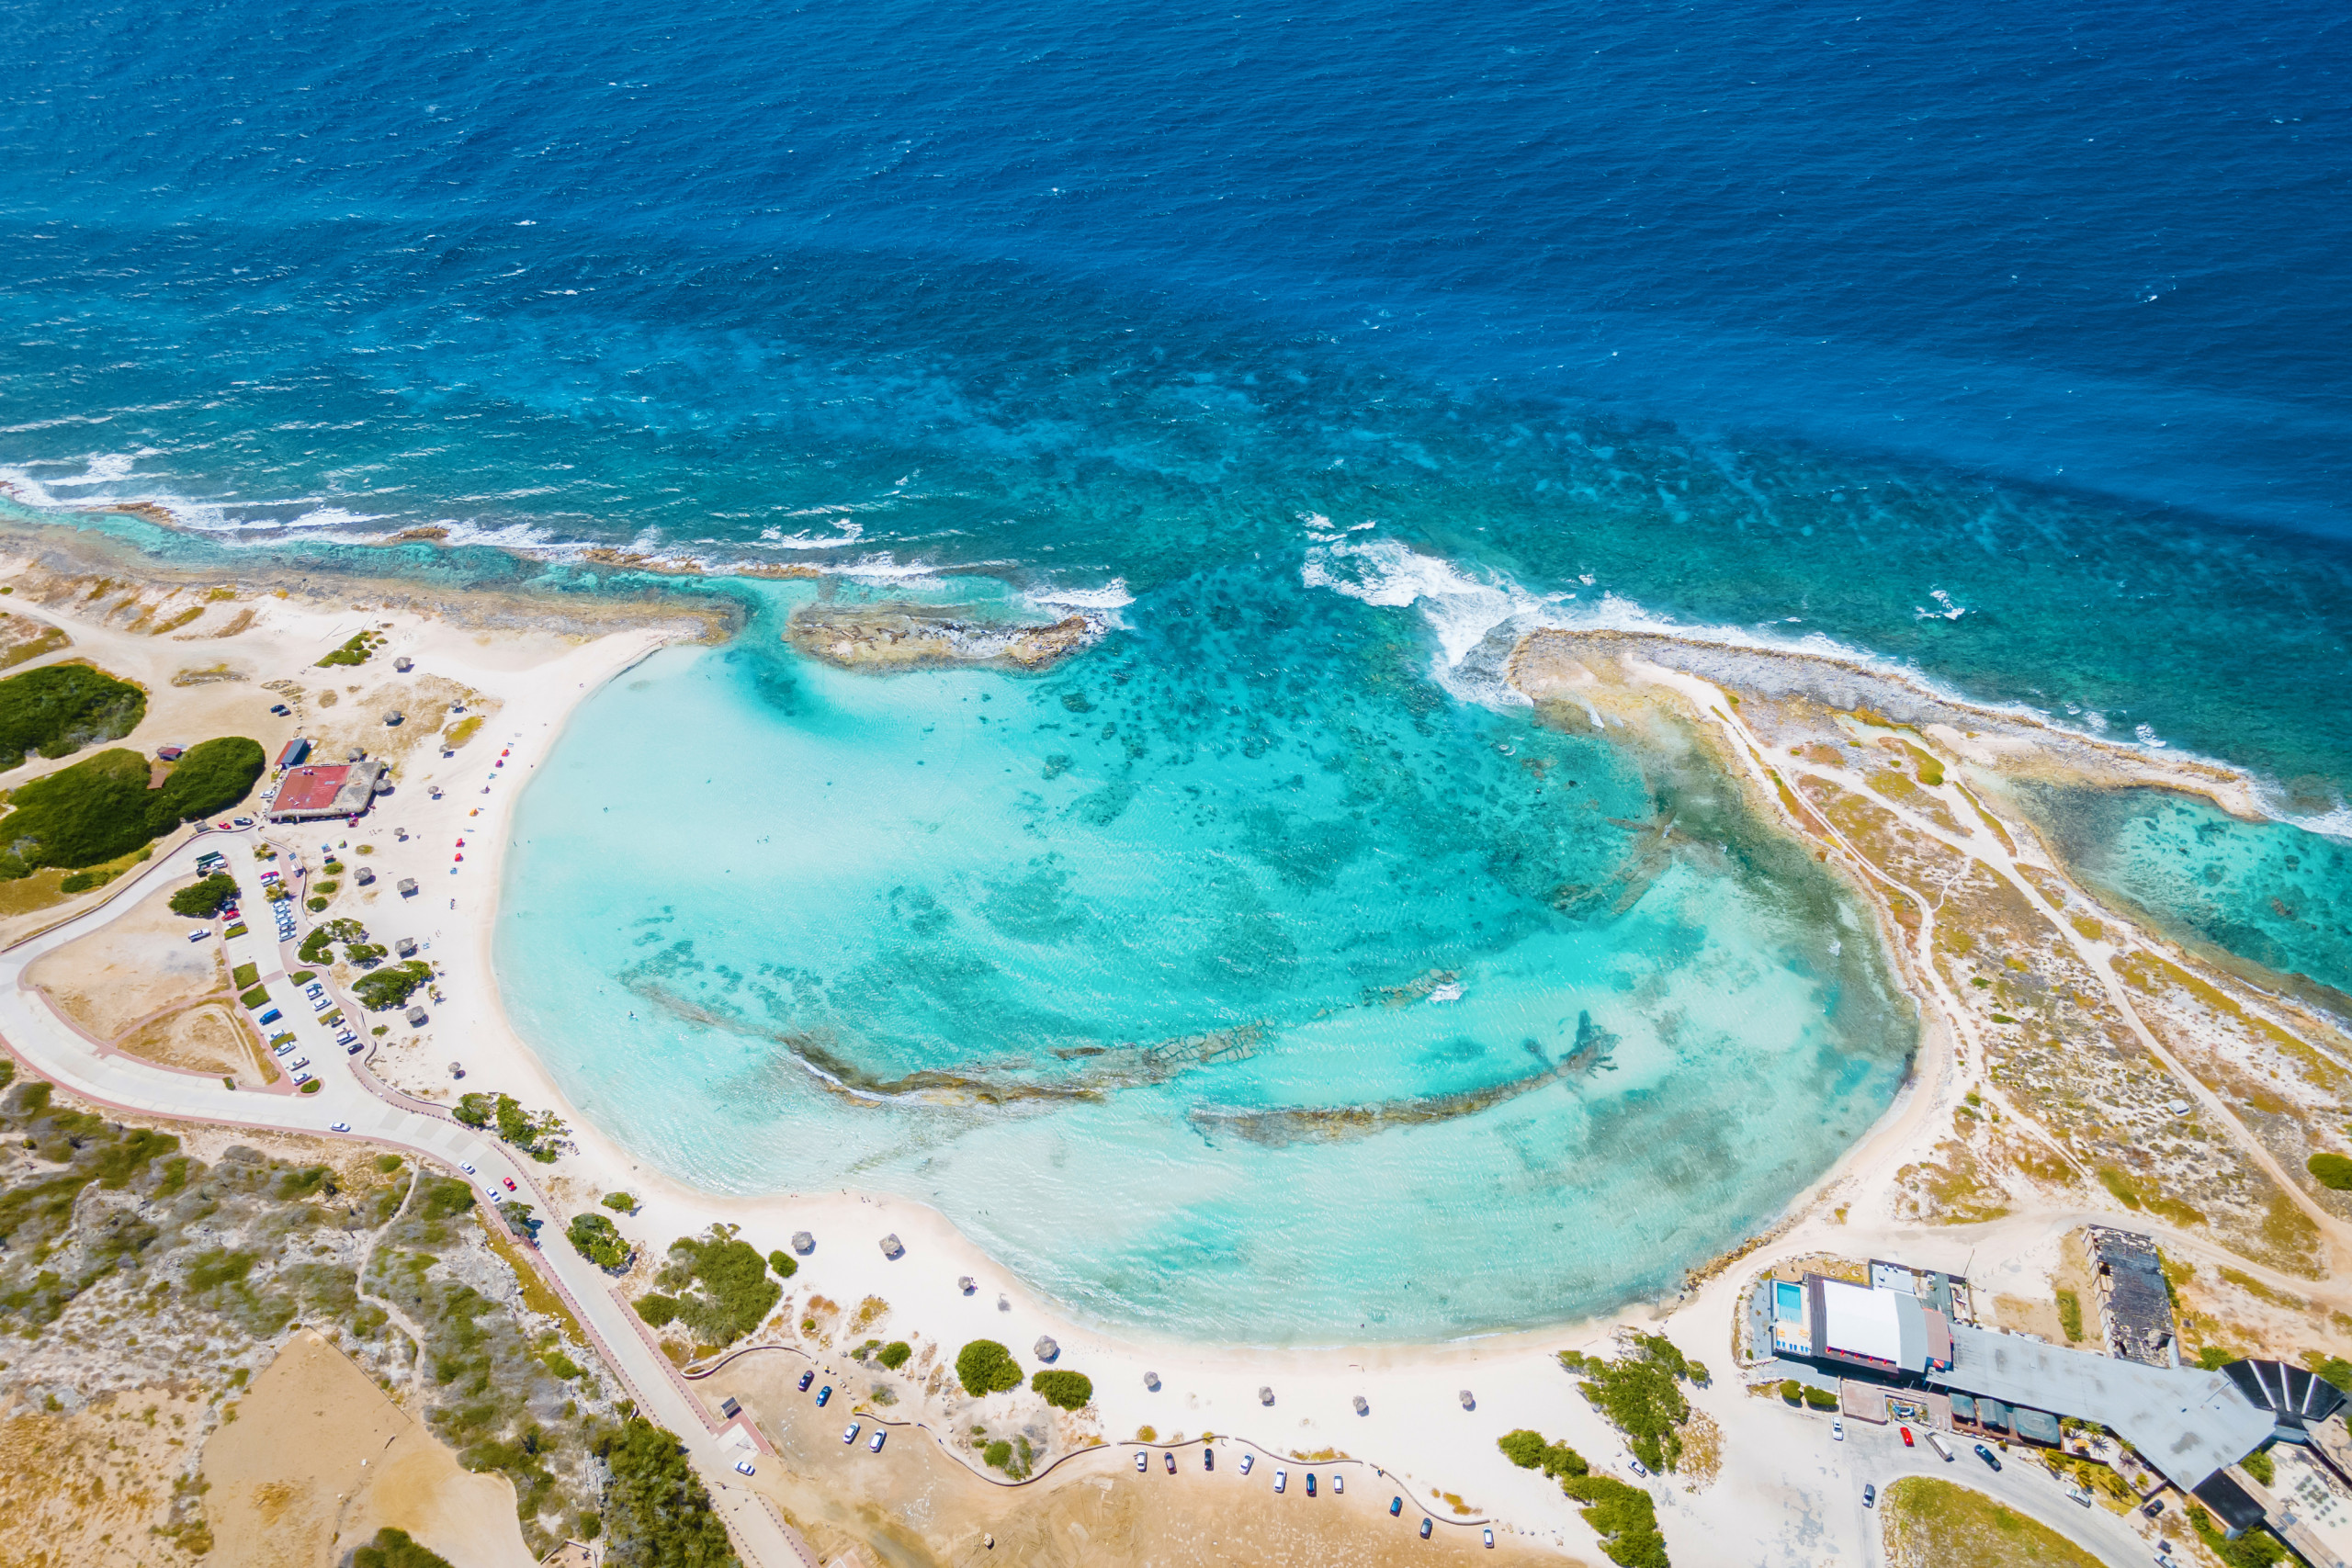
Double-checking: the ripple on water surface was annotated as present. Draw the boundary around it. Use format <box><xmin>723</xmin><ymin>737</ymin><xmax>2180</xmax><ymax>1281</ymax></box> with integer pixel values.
<box><xmin>498</xmin><ymin>570</ymin><xmax>1917</xmax><ymax>1342</ymax></box>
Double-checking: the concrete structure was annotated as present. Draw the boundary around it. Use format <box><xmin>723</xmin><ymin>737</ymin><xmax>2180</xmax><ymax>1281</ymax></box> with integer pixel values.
<box><xmin>2088</xmin><ymin>1225</ymin><xmax>2178</xmax><ymax>1368</ymax></box>
<box><xmin>268</xmin><ymin>759</ymin><xmax>386</xmax><ymax>822</ymax></box>
<box><xmin>1929</xmin><ymin>1324</ymin><xmax>2268</xmax><ymax>1495</ymax></box>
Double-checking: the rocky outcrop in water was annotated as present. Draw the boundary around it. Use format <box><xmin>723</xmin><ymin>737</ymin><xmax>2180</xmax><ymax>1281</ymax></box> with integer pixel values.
<box><xmin>786</xmin><ymin>601</ymin><xmax>1096</xmax><ymax>672</ymax></box>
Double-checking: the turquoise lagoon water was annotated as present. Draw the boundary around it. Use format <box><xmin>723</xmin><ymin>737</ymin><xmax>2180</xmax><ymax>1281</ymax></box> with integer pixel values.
<box><xmin>498</xmin><ymin>574</ymin><xmax>1916</xmax><ymax>1341</ymax></box>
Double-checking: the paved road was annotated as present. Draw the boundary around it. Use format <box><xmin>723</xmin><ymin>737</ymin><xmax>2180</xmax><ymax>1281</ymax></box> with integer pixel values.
<box><xmin>0</xmin><ymin>829</ymin><xmax>810</xmax><ymax>1568</ymax></box>
<box><xmin>1830</xmin><ymin>1417</ymin><xmax>2159</xmax><ymax>1568</ymax></box>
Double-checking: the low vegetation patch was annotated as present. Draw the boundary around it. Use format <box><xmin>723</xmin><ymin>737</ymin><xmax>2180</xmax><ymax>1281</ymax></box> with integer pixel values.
<box><xmin>1882</xmin><ymin>1476</ymin><xmax>2101</xmax><ymax>1568</ymax></box>
<box><xmin>169</xmin><ymin>872</ymin><xmax>239</xmax><ymax>918</ymax></box>
<box><xmin>878</xmin><ymin>1340</ymin><xmax>912</xmax><ymax>1371</ymax></box>
<box><xmin>0</xmin><ymin>738</ymin><xmax>264</xmax><ymax>878</ymax></box>
<box><xmin>354</xmin><ymin>959</ymin><xmax>434</xmax><ymax>1010</ymax></box>
<box><xmin>766</xmin><ymin>1247</ymin><xmax>797</xmax><ymax>1280</ymax></box>
<box><xmin>1498</xmin><ymin>1429</ymin><xmax>1667</xmax><ymax>1567</ymax></box>
<box><xmin>602</xmin><ymin>1190</ymin><xmax>639</xmax><ymax>1213</ymax></box>
<box><xmin>1031</xmin><ymin>1369</ymin><xmax>1093</xmax><ymax>1409</ymax></box>
<box><xmin>638</xmin><ymin>1229</ymin><xmax>780</xmax><ymax>1347</ymax></box>
<box><xmin>354</xmin><ymin>1527</ymin><xmax>455</xmax><ymax>1568</ymax></box>
<box><xmin>316</xmin><ymin>631</ymin><xmax>385</xmax><ymax>668</ymax></box>
<box><xmin>1559</xmin><ymin>1335</ymin><xmax>1708</xmax><ymax>1473</ymax></box>
<box><xmin>0</xmin><ymin>662</ymin><xmax>145</xmax><ymax>771</ymax></box>
<box><xmin>956</xmin><ymin>1338</ymin><xmax>1023</xmax><ymax>1396</ymax></box>
<box><xmin>596</xmin><ymin>1417</ymin><xmax>737</xmax><ymax>1566</ymax></box>
<box><xmin>2308</xmin><ymin>1153</ymin><xmax>2352</xmax><ymax>1191</ymax></box>
<box><xmin>455</xmin><ymin>1091</ymin><xmax>570</xmax><ymax>1163</ymax></box>
<box><xmin>567</xmin><ymin>1213</ymin><xmax>634</xmax><ymax>1272</ymax></box>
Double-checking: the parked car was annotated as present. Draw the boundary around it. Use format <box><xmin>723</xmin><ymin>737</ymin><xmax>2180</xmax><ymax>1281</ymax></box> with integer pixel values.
<box><xmin>459</xmin><ymin>1162</ymin><xmax>477</xmax><ymax>1175</ymax></box>
<box><xmin>290</xmin><ymin>1071</ymin><xmax>312</xmax><ymax>1086</ymax></box>
<box><xmin>1973</xmin><ymin>1443</ymin><xmax>2002</xmax><ymax>1472</ymax></box>
<box><xmin>1332</xmin><ymin>1475</ymin><xmax>1343</xmax><ymax>1495</ymax></box>
<box><xmin>815</xmin><ymin>1386</ymin><xmax>831</xmax><ymax>1407</ymax></box>
<box><xmin>273</xmin><ymin>1040</ymin><xmax>298</xmax><ymax>1057</ymax></box>
<box><xmin>257</xmin><ymin>1009</ymin><xmax>282</xmax><ymax>1025</ymax></box>
<box><xmin>734</xmin><ymin>1459</ymin><xmax>755</xmax><ymax>1476</ymax></box>
<box><xmin>232</xmin><ymin>818</ymin><xmax>254</xmax><ymax>829</ymax></box>
<box><xmin>1832</xmin><ymin>1419</ymin><xmax>1845</xmax><ymax>1441</ymax></box>
<box><xmin>842</xmin><ymin>1423</ymin><xmax>860</xmax><ymax>1445</ymax></box>
<box><xmin>289</xmin><ymin>1058</ymin><xmax>310</xmax><ymax>1072</ymax></box>
<box><xmin>329</xmin><ymin>1122</ymin><xmax>350</xmax><ymax>1133</ymax></box>
<box><xmin>1420</xmin><ymin>1518</ymin><xmax>1433</xmax><ymax>1540</ymax></box>
<box><xmin>1899</xmin><ymin>1427</ymin><xmax>1914</xmax><ymax>1448</ymax></box>
<box><xmin>1305</xmin><ymin>1473</ymin><xmax>1316</xmax><ymax>1497</ymax></box>
<box><xmin>1628</xmin><ymin>1456</ymin><xmax>1649</xmax><ymax>1477</ymax></box>
<box><xmin>1484</xmin><ymin>1529</ymin><xmax>1495</xmax><ymax>1550</ymax></box>
<box><xmin>868</xmin><ymin>1429</ymin><xmax>887</xmax><ymax>1453</ymax></box>
<box><xmin>1863</xmin><ymin>1483</ymin><xmax>1876</xmax><ymax>1508</ymax></box>
<box><xmin>1203</xmin><ymin>1449</ymin><xmax>1214</xmax><ymax>1471</ymax></box>
<box><xmin>1273</xmin><ymin>1469</ymin><xmax>1286</xmax><ymax>1495</ymax></box>
<box><xmin>1135</xmin><ymin>1451</ymin><xmax>1148</xmax><ymax>1472</ymax></box>
<box><xmin>1238</xmin><ymin>1454</ymin><xmax>1253</xmax><ymax>1475</ymax></box>
<box><xmin>502</xmin><ymin>1178</ymin><xmax>517</xmax><ymax>1192</ymax></box>
<box><xmin>797</xmin><ymin>1371</ymin><xmax>815</xmax><ymax>1393</ymax></box>
<box><xmin>189</xmin><ymin>929</ymin><xmax>210</xmax><ymax>942</ymax></box>
<box><xmin>1390</xmin><ymin>1496</ymin><xmax>1403</xmax><ymax>1517</ymax></box>
<box><xmin>1164</xmin><ymin>1452</ymin><xmax>1176</xmax><ymax>1474</ymax></box>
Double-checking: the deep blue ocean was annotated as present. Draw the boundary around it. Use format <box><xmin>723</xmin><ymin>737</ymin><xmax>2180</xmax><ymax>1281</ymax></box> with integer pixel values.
<box><xmin>6</xmin><ymin>0</ymin><xmax>2351</xmax><ymax>1336</ymax></box>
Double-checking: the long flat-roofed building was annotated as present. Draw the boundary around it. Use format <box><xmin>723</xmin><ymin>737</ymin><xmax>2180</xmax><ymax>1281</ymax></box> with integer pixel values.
<box><xmin>268</xmin><ymin>759</ymin><xmax>385</xmax><ymax>822</ymax></box>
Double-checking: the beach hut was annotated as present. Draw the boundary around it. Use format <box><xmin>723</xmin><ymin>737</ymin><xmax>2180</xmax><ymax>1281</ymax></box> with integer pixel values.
<box><xmin>155</xmin><ymin>745</ymin><xmax>186</xmax><ymax>761</ymax></box>
<box><xmin>405</xmin><ymin>1005</ymin><xmax>429</xmax><ymax>1027</ymax></box>
<box><xmin>397</xmin><ymin>878</ymin><xmax>419</xmax><ymax>897</ymax></box>
<box><xmin>383</xmin><ymin>710</ymin><xmax>404</xmax><ymax>728</ymax></box>
<box><xmin>1033</xmin><ymin>1337</ymin><xmax>1058</xmax><ymax>1364</ymax></box>
<box><xmin>1353</xmin><ymin>1395</ymin><xmax>1370</xmax><ymax>1416</ymax></box>
<box><xmin>393</xmin><ymin>657</ymin><xmax>413</xmax><ymax>672</ymax></box>
<box><xmin>878</xmin><ymin>1234</ymin><xmax>904</xmax><ymax>1260</ymax></box>
<box><xmin>395</xmin><ymin>937</ymin><xmax>419</xmax><ymax>957</ymax></box>
<box><xmin>1459</xmin><ymin>1390</ymin><xmax>1476</xmax><ymax>1410</ymax></box>
<box><xmin>353</xmin><ymin>866</ymin><xmax>375</xmax><ymax>886</ymax></box>
<box><xmin>791</xmin><ymin>1231</ymin><xmax>815</xmax><ymax>1256</ymax></box>
<box><xmin>1258</xmin><ymin>1386</ymin><xmax>1275</xmax><ymax>1406</ymax></box>
<box><xmin>958</xmin><ymin>1276</ymin><xmax>976</xmax><ymax>1295</ymax></box>
<box><xmin>1143</xmin><ymin>1371</ymin><xmax>1160</xmax><ymax>1392</ymax></box>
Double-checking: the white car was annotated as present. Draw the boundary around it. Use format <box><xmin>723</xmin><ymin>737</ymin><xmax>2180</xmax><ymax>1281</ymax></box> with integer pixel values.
<box><xmin>1484</xmin><ymin>1529</ymin><xmax>1495</xmax><ymax>1550</ymax></box>
<box><xmin>1832</xmin><ymin>1419</ymin><xmax>1845</xmax><ymax>1442</ymax></box>
<box><xmin>1135</xmin><ymin>1450</ymin><xmax>1147</xmax><ymax>1472</ymax></box>
<box><xmin>290</xmin><ymin>1071</ymin><xmax>312</xmax><ymax>1086</ymax></box>
<box><xmin>1273</xmin><ymin>1468</ymin><xmax>1287</xmax><ymax>1494</ymax></box>
<box><xmin>733</xmin><ymin>1459</ymin><xmax>755</xmax><ymax>1476</ymax></box>
<box><xmin>459</xmin><ymin>1162</ymin><xmax>477</xmax><ymax>1175</ymax></box>
<box><xmin>1332</xmin><ymin>1474</ymin><xmax>1343</xmax><ymax>1495</ymax></box>
<box><xmin>329</xmin><ymin>1122</ymin><xmax>350</xmax><ymax>1133</ymax></box>
<box><xmin>273</xmin><ymin>1041</ymin><xmax>298</xmax><ymax>1057</ymax></box>
<box><xmin>1238</xmin><ymin>1454</ymin><xmax>1253</xmax><ymax>1475</ymax></box>
<box><xmin>289</xmin><ymin>1057</ymin><xmax>311</xmax><ymax>1072</ymax></box>
<box><xmin>1628</xmin><ymin>1456</ymin><xmax>1649</xmax><ymax>1477</ymax></box>
<box><xmin>868</xmin><ymin>1429</ymin><xmax>886</xmax><ymax>1453</ymax></box>
<box><xmin>188</xmin><ymin>930</ymin><xmax>210</xmax><ymax>942</ymax></box>
<box><xmin>842</xmin><ymin>1423</ymin><xmax>861</xmax><ymax>1445</ymax></box>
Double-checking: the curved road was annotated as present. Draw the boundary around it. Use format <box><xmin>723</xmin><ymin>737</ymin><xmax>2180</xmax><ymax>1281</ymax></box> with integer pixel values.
<box><xmin>0</xmin><ymin>828</ymin><xmax>810</xmax><ymax>1568</ymax></box>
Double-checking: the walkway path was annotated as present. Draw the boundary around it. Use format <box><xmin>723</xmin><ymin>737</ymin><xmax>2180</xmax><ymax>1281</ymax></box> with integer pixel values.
<box><xmin>0</xmin><ymin>828</ymin><xmax>811</xmax><ymax>1568</ymax></box>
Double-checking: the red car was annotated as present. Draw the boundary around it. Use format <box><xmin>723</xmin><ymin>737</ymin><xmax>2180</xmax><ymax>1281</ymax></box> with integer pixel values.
<box><xmin>503</xmin><ymin>1178</ymin><xmax>517</xmax><ymax>1192</ymax></box>
<box><xmin>1899</xmin><ymin>1427</ymin><xmax>1915</xmax><ymax>1448</ymax></box>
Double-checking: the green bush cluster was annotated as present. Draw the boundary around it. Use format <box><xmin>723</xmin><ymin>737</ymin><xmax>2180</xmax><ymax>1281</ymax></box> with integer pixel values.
<box><xmin>169</xmin><ymin>873</ymin><xmax>240</xmax><ymax>918</ymax></box>
<box><xmin>594</xmin><ymin>1418</ymin><xmax>738</xmax><ymax>1568</ymax></box>
<box><xmin>567</xmin><ymin>1213</ymin><xmax>633</xmax><ymax>1272</ymax></box>
<box><xmin>1031</xmin><ymin>1369</ymin><xmax>1093</xmax><ymax>1410</ymax></box>
<box><xmin>2309</xmin><ymin>1153</ymin><xmax>2352</xmax><ymax>1191</ymax></box>
<box><xmin>981</xmin><ymin>1432</ymin><xmax>1035</xmax><ymax>1479</ymax></box>
<box><xmin>649</xmin><ymin>1232</ymin><xmax>781</xmax><ymax>1347</ymax></box>
<box><xmin>316</xmin><ymin>631</ymin><xmax>385</xmax><ymax>668</ymax></box>
<box><xmin>0</xmin><ymin>738</ymin><xmax>263</xmax><ymax>879</ymax></box>
<box><xmin>297</xmin><ymin>917</ymin><xmax>366</xmax><ymax>965</ymax></box>
<box><xmin>877</xmin><ymin>1340</ymin><xmax>912</xmax><ymax>1371</ymax></box>
<box><xmin>602</xmin><ymin>1191</ymin><xmax>639</xmax><ymax>1213</ymax></box>
<box><xmin>0</xmin><ymin>663</ymin><xmax>145</xmax><ymax>771</ymax></box>
<box><xmin>1498</xmin><ymin>1431</ymin><xmax>1667</xmax><ymax>1568</ymax></box>
<box><xmin>453</xmin><ymin>1091</ymin><xmax>568</xmax><ymax>1163</ymax></box>
<box><xmin>766</xmin><ymin>1248</ymin><xmax>797</xmax><ymax>1280</ymax></box>
<box><xmin>1558</xmin><ymin>1337</ymin><xmax>1702</xmax><ymax>1473</ymax></box>
<box><xmin>956</xmin><ymin>1339</ymin><xmax>1023</xmax><ymax>1396</ymax></box>
<box><xmin>354</xmin><ymin>960</ymin><xmax>434</xmax><ymax>1010</ymax></box>
<box><xmin>353</xmin><ymin>1527</ymin><xmax>455</xmax><ymax>1568</ymax></box>
<box><xmin>2190</xmin><ymin>1504</ymin><xmax>2290</xmax><ymax>1568</ymax></box>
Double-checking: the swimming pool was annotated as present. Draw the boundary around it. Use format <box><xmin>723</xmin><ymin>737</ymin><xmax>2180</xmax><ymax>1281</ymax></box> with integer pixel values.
<box><xmin>1775</xmin><ymin>1280</ymin><xmax>1805</xmax><ymax>1321</ymax></box>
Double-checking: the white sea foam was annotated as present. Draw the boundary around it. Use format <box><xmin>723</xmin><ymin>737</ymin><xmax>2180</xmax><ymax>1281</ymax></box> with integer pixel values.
<box><xmin>757</xmin><ymin>518</ymin><xmax>865</xmax><ymax>549</ymax></box>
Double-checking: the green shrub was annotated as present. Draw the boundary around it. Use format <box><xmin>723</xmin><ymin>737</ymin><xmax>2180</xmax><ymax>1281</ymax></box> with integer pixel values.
<box><xmin>956</xmin><ymin>1339</ymin><xmax>1023</xmax><ymax>1397</ymax></box>
<box><xmin>306</xmin><ymin>896</ymin><xmax>329</xmax><ymax>912</ymax></box>
<box><xmin>1031</xmin><ymin>1369</ymin><xmax>1092</xmax><ymax>1409</ymax></box>
<box><xmin>0</xmin><ymin>664</ymin><xmax>145</xmax><ymax>771</ymax></box>
<box><xmin>2309</xmin><ymin>1154</ymin><xmax>2352</xmax><ymax>1191</ymax></box>
<box><xmin>567</xmin><ymin>1213</ymin><xmax>633</xmax><ymax>1272</ymax></box>
<box><xmin>289</xmin><ymin>969</ymin><xmax>315</xmax><ymax>985</ymax></box>
<box><xmin>983</xmin><ymin>1438</ymin><xmax>1012</xmax><ymax>1470</ymax></box>
<box><xmin>2190</xmin><ymin>1503</ymin><xmax>2290</xmax><ymax>1568</ymax></box>
<box><xmin>768</xmin><ymin>1248</ymin><xmax>797</xmax><ymax>1280</ymax></box>
<box><xmin>1560</xmin><ymin>1337</ymin><xmax>1698</xmax><ymax>1472</ymax></box>
<box><xmin>876</xmin><ymin>1341</ymin><xmax>911</xmax><ymax>1371</ymax></box>
<box><xmin>1803</xmin><ymin>1385</ymin><xmax>1839</xmax><ymax>1410</ymax></box>
<box><xmin>354</xmin><ymin>960</ymin><xmax>433</xmax><ymax>1010</ymax></box>
<box><xmin>1562</xmin><ymin>1473</ymin><xmax>1669</xmax><ymax>1568</ymax></box>
<box><xmin>299</xmin><ymin>1078</ymin><xmax>322</xmax><ymax>1095</ymax></box>
<box><xmin>602</xmin><ymin>1191</ymin><xmax>639</xmax><ymax>1213</ymax></box>
<box><xmin>0</xmin><ymin>738</ymin><xmax>263</xmax><ymax>879</ymax></box>
<box><xmin>651</xmin><ymin>1233</ymin><xmax>780</xmax><ymax>1346</ymax></box>
<box><xmin>230</xmin><ymin>963</ymin><xmax>259</xmax><ymax>989</ymax></box>
<box><xmin>1499</xmin><ymin>1428</ymin><xmax>1589</xmax><ymax>1478</ymax></box>
<box><xmin>635</xmin><ymin>1294</ymin><xmax>680</xmax><ymax>1328</ymax></box>
<box><xmin>2055</xmin><ymin>1288</ymin><xmax>2085</xmax><ymax>1342</ymax></box>
<box><xmin>316</xmin><ymin>632</ymin><xmax>380</xmax><ymax>669</ymax></box>
<box><xmin>169</xmin><ymin>873</ymin><xmax>240</xmax><ymax>918</ymax></box>
<box><xmin>594</xmin><ymin>1417</ymin><xmax>735</xmax><ymax>1568</ymax></box>
<box><xmin>352</xmin><ymin>1527</ymin><xmax>456</xmax><ymax>1568</ymax></box>
<box><xmin>543</xmin><ymin>1350</ymin><xmax>583</xmax><ymax>1382</ymax></box>
<box><xmin>58</xmin><ymin>868</ymin><xmax>111</xmax><ymax>894</ymax></box>
<box><xmin>238</xmin><ymin>986</ymin><xmax>269</xmax><ymax>1009</ymax></box>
